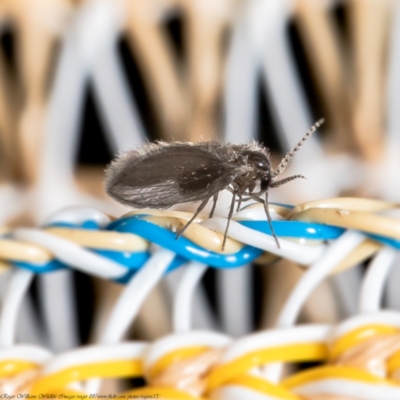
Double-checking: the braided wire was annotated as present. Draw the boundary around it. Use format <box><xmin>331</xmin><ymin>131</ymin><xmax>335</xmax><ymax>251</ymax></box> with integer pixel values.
<box><xmin>0</xmin><ymin>197</ymin><xmax>399</xmax><ymax>398</ymax></box>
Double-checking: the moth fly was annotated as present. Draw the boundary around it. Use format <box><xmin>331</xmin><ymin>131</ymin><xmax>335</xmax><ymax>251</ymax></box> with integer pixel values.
<box><xmin>105</xmin><ymin>119</ymin><xmax>324</xmax><ymax>250</ymax></box>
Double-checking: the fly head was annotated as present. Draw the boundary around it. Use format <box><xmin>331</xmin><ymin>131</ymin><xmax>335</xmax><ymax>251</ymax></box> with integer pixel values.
<box><xmin>244</xmin><ymin>150</ymin><xmax>272</xmax><ymax>193</ymax></box>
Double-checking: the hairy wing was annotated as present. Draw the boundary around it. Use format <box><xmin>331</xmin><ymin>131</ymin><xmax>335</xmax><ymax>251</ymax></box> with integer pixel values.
<box><xmin>105</xmin><ymin>143</ymin><xmax>237</xmax><ymax>208</ymax></box>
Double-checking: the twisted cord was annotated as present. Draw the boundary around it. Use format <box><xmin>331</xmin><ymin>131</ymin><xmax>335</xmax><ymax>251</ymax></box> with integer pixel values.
<box><xmin>2</xmin><ymin>317</ymin><xmax>400</xmax><ymax>399</ymax></box>
<box><xmin>0</xmin><ymin>197</ymin><xmax>398</xmax><ymax>281</ymax></box>
<box><xmin>0</xmin><ymin>198</ymin><xmax>399</xmax><ymax>398</ymax></box>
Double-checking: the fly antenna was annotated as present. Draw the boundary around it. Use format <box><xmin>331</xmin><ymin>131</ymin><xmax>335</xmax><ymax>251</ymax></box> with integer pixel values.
<box><xmin>272</xmin><ymin>118</ymin><xmax>324</xmax><ymax>178</ymax></box>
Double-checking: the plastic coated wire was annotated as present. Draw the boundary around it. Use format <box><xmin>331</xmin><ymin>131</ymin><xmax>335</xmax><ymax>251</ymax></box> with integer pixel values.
<box><xmin>1</xmin><ymin>199</ymin><xmax>398</xmax><ymax>283</ymax></box>
<box><xmin>4</xmin><ymin>316</ymin><xmax>400</xmax><ymax>399</ymax></box>
<box><xmin>1</xmin><ymin>198</ymin><xmax>400</xmax><ymax>398</ymax></box>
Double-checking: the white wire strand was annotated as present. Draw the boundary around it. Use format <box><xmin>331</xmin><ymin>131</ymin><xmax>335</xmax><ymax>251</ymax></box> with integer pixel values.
<box><xmin>166</xmin><ymin>267</ymin><xmax>218</xmax><ymax>333</ymax></box>
<box><xmin>43</xmin><ymin>342</ymin><xmax>147</xmax><ymax>376</ymax></box>
<box><xmin>38</xmin><ymin>270</ymin><xmax>79</xmax><ymax>352</ymax></box>
<box><xmin>34</xmin><ymin>10</ymin><xmax>93</xmax><ymax>356</ymax></box>
<box><xmin>383</xmin><ymin>5</ymin><xmax>400</xmax><ymax>305</ymax></box>
<box><xmin>202</xmin><ymin>217</ymin><xmax>326</xmax><ymax>265</ymax></box>
<box><xmin>207</xmin><ymin>193</ymin><xmax>254</xmax><ymax>337</ymax></box>
<box><xmin>277</xmin><ymin>230</ymin><xmax>365</xmax><ymax>328</ymax></box>
<box><xmin>173</xmin><ymin>261</ymin><xmax>208</xmax><ymax>332</ymax></box>
<box><xmin>12</xmin><ymin>228</ymin><xmax>128</xmax><ymax>279</ymax></box>
<box><xmin>359</xmin><ymin>247</ymin><xmax>397</xmax><ymax>313</ymax></box>
<box><xmin>32</xmin><ymin>1</ymin><xmax>146</xmax><ymax>353</ymax></box>
<box><xmin>260</xmin><ymin>0</ymin><xmax>314</xmax><ymax>151</ymax></box>
<box><xmin>92</xmin><ymin>34</ymin><xmax>147</xmax><ymax>152</ymax></box>
<box><xmin>330</xmin><ymin>266</ymin><xmax>362</xmax><ymax>317</ymax></box>
<box><xmin>222</xmin><ymin>0</ymin><xmax>313</xmax><ymax>339</ymax></box>
<box><xmin>45</xmin><ymin>206</ymin><xmax>111</xmax><ymax>227</ymax></box>
<box><xmin>260</xmin><ymin>231</ymin><xmax>365</xmax><ymax>383</ymax></box>
<box><xmin>35</xmin><ymin>207</ymin><xmax>110</xmax><ymax>352</ymax></box>
<box><xmin>85</xmin><ymin>249</ymin><xmax>174</xmax><ymax>393</ymax></box>
<box><xmin>0</xmin><ymin>269</ymin><xmax>34</xmax><ymax>347</ymax></box>
<box><xmin>217</xmin><ymin>267</ymin><xmax>253</xmax><ymax>337</ymax></box>
<box><xmin>17</xmin><ymin>294</ymin><xmax>46</xmax><ymax>347</ymax></box>
<box><xmin>100</xmin><ymin>248</ymin><xmax>175</xmax><ymax>344</ymax></box>
<box><xmin>223</xmin><ymin>5</ymin><xmax>258</xmax><ymax>144</ymax></box>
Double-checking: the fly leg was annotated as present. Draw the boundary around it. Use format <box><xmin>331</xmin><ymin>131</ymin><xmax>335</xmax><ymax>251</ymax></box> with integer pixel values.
<box><xmin>224</xmin><ymin>187</ymin><xmax>243</xmax><ymax>216</ymax></box>
<box><xmin>222</xmin><ymin>192</ymin><xmax>236</xmax><ymax>251</ymax></box>
<box><xmin>236</xmin><ymin>194</ymin><xmax>243</xmax><ymax>212</ymax></box>
<box><xmin>209</xmin><ymin>192</ymin><xmax>219</xmax><ymax>218</ymax></box>
<box><xmin>235</xmin><ymin>196</ymin><xmax>251</xmax><ymax>202</ymax></box>
<box><xmin>176</xmin><ymin>196</ymin><xmax>211</xmax><ymax>239</ymax></box>
<box><xmin>249</xmin><ymin>193</ymin><xmax>280</xmax><ymax>248</ymax></box>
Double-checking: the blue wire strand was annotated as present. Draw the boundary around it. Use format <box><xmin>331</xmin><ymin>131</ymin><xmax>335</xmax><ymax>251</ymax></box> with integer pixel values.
<box><xmin>10</xmin><ymin>205</ymin><xmax>399</xmax><ymax>280</ymax></box>
<box><xmin>110</xmin><ymin>217</ymin><xmax>263</xmax><ymax>269</ymax></box>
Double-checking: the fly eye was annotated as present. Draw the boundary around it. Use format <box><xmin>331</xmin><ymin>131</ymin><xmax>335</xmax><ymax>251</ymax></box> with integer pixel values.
<box><xmin>247</xmin><ymin>153</ymin><xmax>269</xmax><ymax>171</ymax></box>
<box><xmin>255</xmin><ymin>160</ymin><xmax>269</xmax><ymax>170</ymax></box>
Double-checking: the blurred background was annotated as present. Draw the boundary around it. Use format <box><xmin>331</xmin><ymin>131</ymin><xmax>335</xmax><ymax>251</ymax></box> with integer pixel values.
<box><xmin>0</xmin><ymin>0</ymin><xmax>399</xmax><ymax>358</ymax></box>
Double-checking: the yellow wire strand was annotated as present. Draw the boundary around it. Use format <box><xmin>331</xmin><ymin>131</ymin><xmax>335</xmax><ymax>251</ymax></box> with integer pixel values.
<box><xmin>148</xmin><ymin>346</ymin><xmax>210</xmax><ymax>380</ymax></box>
<box><xmin>0</xmin><ymin>359</ymin><xmax>38</xmax><ymax>377</ymax></box>
<box><xmin>31</xmin><ymin>360</ymin><xmax>143</xmax><ymax>395</ymax></box>
<box><xmin>330</xmin><ymin>324</ymin><xmax>399</xmax><ymax>360</ymax></box>
<box><xmin>207</xmin><ymin>342</ymin><xmax>328</xmax><ymax>392</ymax></box>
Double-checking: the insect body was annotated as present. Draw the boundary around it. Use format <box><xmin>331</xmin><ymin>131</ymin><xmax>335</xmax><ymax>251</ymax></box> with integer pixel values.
<box><xmin>105</xmin><ymin>119</ymin><xmax>324</xmax><ymax>250</ymax></box>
